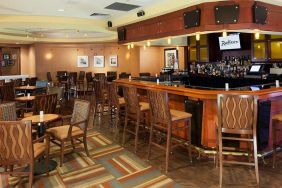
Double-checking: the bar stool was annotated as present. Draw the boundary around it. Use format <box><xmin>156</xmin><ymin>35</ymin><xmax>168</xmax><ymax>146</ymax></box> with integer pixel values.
<box><xmin>217</xmin><ymin>94</ymin><xmax>259</xmax><ymax>187</ymax></box>
<box><xmin>272</xmin><ymin>114</ymin><xmax>282</xmax><ymax>167</ymax></box>
<box><xmin>92</xmin><ymin>80</ymin><xmax>107</xmax><ymax>125</ymax></box>
<box><xmin>122</xmin><ymin>86</ymin><xmax>149</xmax><ymax>153</ymax></box>
<box><xmin>107</xmin><ymin>82</ymin><xmax>125</xmax><ymax>132</ymax></box>
<box><xmin>147</xmin><ymin>90</ymin><xmax>192</xmax><ymax>173</ymax></box>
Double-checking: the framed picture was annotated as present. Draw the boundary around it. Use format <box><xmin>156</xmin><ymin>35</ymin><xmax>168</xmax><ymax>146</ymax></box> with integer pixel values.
<box><xmin>77</xmin><ymin>56</ymin><xmax>89</xmax><ymax>67</ymax></box>
<box><xmin>12</xmin><ymin>54</ymin><xmax>17</xmax><ymax>60</ymax></box>
<box><xmin>7</xmin><ymin>60</ymin><xmax>14</xmax><ymax>66</ymax></box>
<box><xmin>164</xmin><ymin>48</ymin><xmax>178</xmax><ymax>68</ymax></box>
<box><xmin>3</xmin><ymin>54</ymin><xmax>10</xmax><ymax>60</ymax></box>
<box><xmin>93</xmin><ymin>56</ymin><xmax>105</xmax><ymax>68</ymax></box>
<box><xmin>109</xmin><ymin>55</ymin><xmax>118</xmax><ymax>67</ymax></box>
<box><xmin>1</xmin><ymin>61</ymin><xmax>6</xmax><ymax>67</ymax></box>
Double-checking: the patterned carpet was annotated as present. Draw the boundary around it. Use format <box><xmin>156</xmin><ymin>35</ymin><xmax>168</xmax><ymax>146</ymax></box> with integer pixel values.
<box><xmin>0</xmin><ymin>131</ymin><xmax>181</xmax><ymax>188</ymax></box>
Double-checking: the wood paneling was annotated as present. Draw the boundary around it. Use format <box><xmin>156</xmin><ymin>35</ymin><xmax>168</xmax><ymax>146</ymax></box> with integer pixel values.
<box><xmin>119</xmin><ymin>0</ymin><xmax>282</xmax><ymax>43</ymax></box>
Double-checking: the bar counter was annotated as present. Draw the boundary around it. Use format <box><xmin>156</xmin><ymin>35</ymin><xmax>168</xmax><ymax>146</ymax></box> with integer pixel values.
<box><xmin>115</xmin><ymin>79</ymin><xmax>282</xmax><ymax>150</ymax></box>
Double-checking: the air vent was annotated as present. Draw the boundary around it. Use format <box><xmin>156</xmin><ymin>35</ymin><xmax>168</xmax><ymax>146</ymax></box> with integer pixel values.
<box><xmin>105</xmin><ymin>2</ymin><xmax>140</xmax><ymax>11</ymax></box>
<box><xmin>90</xmin><ymin>12</ymin><xmax>109</xmax><ymax>16</ymax></box>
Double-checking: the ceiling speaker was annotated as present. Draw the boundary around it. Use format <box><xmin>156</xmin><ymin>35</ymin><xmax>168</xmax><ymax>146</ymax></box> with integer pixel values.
<box><xmin>108</xmin><ymin>21</ymin><xmax>112</xmax><ymax>28</ymax></box>
<box><xmin>253</xmin><ymin>3</ymin><xmax>268</xmax><ymax>24</ymax></box>
<box><xmin>137</xmin><ymin>10</ymin><xmax>145</xmax><ymax>17</ymax></box>
<box><xmin>183</xmin><ymin>9</ymin><xmax>201</xmax><ymax>29</ymax></box>
<box><xmin>214</xmin><ymin>5</ymin><xmax>240</xmax><ymax>24</ymax></box>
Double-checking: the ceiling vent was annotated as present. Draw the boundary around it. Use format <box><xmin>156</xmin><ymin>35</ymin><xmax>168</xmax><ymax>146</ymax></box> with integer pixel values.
<box><xmin>90</xmin><ymin>12</ymin><xmax>109</xmax><ymax>16</ymax></box>
<box><xmin>105</xmin><ymin>2</ymin><xmax>140</xmax><ymax>11</ymax></box>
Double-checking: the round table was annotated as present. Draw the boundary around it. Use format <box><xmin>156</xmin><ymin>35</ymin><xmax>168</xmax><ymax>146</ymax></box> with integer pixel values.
<box><xmin>22</xmin><ymin>114</ymin><xmax>61</xmax><ymax>175</ymax></box>
<box><xmin>15</xmin><ymin>96</ymin><xmax>36</xmax><ymax>102</ymax></box>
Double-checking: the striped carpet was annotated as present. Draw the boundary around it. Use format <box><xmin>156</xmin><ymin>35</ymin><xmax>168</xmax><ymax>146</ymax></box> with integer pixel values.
<box><xmin>0</xmin><ymin>131</ymin><xmax>181</xmax><ymax>188</ymax></box>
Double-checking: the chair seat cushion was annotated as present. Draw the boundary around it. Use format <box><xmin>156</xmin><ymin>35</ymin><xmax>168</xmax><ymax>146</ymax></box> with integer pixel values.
<box><xmin>170</xmin><ymin>109</ymin><xmax>192</xmax><ymax>122</ymax></box>
<box><xmin>118</xmin><ymin>97</ymin><xmax>125</xmax><ymax>106</ymax></box>
<box><xmin>46</xmin><ymin>125</ymin><xmax>84</xmax><ymax>140</ymax></box>
<box><xmin>34</xmin><ymin>142</ymin><xmax>46</xmax><ymax>158</ymax></box>
<box><xmin>140</xmin><ymin>102</ymin><xmax>150</xmax><ymax>111</ymax></box>
<box><xmin>273</xmin><ymin>114</ymin><xmax>282</xmax><ymax>122</ymax></box>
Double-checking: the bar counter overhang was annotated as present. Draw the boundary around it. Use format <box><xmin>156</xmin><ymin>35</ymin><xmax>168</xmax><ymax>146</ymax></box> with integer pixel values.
<box><xmin>115</xmin><ymin>79</ymin><xmax>282</xmax><ymax>153</ymax></box>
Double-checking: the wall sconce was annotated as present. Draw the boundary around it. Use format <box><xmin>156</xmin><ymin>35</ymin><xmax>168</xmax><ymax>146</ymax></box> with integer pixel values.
<box><xmin>196</xmin><ymin>33</ymin><xmax>200</xmax><ymax>41</ymax></box>
<box><xmin>255</xmin><ymin>32</ymin><xmax>260</xmax><ymax>40</ymax></box>
<box><xmin>167</xmin><ymin>37</ymin><xmax>172</xmax><ymax>44</ymax></box>
<box><xmin>176</xmin><ymin>46</ymin><xmax>179</xmax><ymax>50</ymax></box>
<box><xmin>130</xmin><ymin>43</ymin><xmax>134</xmax><ymax>48</ymax></box>
<box><xmin>147</xmin><ymin>41</ymin><xmax>151</xmax><ymax>47</ymax></box>
<box><xmin>127</xmin><ymin>44</ymin><xmax>130</xmax><ymax>50</ymax></box>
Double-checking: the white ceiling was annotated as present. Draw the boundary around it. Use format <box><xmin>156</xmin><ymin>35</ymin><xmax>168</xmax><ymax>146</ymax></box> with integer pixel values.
<box><xmin>0</xmin><ymin>0</ymin><xmax>282</xmax><ymax>44</ymax></box>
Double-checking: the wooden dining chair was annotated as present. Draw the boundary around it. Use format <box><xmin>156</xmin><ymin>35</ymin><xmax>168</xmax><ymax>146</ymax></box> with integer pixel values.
<box><xmin>271</xmin><ymin>114</ymin><xmax>282</xmax><ymax>168</ymax></box>
<box><xmin>92</xmin><ymin>80</ymin><xmax>107</xmax><ymax>125</ymax></box>
<box><xmin>217</xmin><ymin>94</ymin><xmax>259</xmax><ymax>187</ymax></box>
<box><xmin>122</xmin><ymin>86</ymin><xmax>150</xmax><ymax>153</ymax></box>
<box><xmin>0</xmin><ymin>83</ymin><xmax>16</xmax><ymax>102</ymax></box>
<box><xmin>46</xmin><ymin>99</ymin><xmax>90</xmax><ymax>166</ymax></box>
<box><xmin>48</xmin><ymin>86</ymin><xmax>64</xmax><ymax>113</ymax></box>
<box><xmin>147</xmin><ymin>89</ymin><xmax>192</xmax><ymax>173</ymax></box>
<box><xmin>0</xmin><ymin>120</ymin><xmax>50</xmax><ymax>188</ymax></box>
<box><xmin>32</xmin><ymin>94</ymin><xmax>58</xmax><ymax>115</ymax></box>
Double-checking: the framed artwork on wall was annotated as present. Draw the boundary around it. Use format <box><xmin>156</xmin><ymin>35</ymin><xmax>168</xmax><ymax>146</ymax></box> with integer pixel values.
<box><xmin>77</xmin><ymin>56</ymin><xmax>89</xmax><ymax>67</ymax></box>
<box><xmin>94</xmin><ymin>55</ymin><xmax>105</xmax><ymax>68</ymax></box>
<box><xmin>109</xmin><ymin>55</ymin><xmax>118</xmax><ymax>67</ymax></box>
<box><xmin>164</xmin><ymin>48</ymin><xmax>178</xmax><ymax>68</ymax></box>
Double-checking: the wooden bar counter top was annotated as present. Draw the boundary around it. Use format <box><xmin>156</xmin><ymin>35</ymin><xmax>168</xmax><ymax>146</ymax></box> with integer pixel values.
<box><xmin>115</xmin><ymin>79</ymin><xmax>282</xmax><ymax>149</ymax></box>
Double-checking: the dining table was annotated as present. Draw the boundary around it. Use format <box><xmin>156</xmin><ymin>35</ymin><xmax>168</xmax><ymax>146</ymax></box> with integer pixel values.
<box><xmin>22</xmin><ymin>113</ymin><xmax>61</xmax><ymax>175</ymax></box>
<box><xmin>15</xmin><ymin>85</ymin><xmax>45</xmax><ymax>95</ymax></box>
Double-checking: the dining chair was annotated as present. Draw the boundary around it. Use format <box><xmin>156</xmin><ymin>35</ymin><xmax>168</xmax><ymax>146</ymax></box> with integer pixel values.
<box><xmin>217</xmin><ymin>94</ymin><xmax>259</xmax><ymax>187</ymax></box>
<box><xmin>0</xmin><ymin>83</ymin><xmax>16</xmax><ymax>102</ymax></box>
<box><xmin>48</xmin><ymin>86</ymin><xmax>64</xmax><ymax>113</ymax></box>
<box><xmin>46</xmin><ymin>99</ymin><xmax>90</xmax><ymax>166</ymax></box>
<box><xmin>0</xmin><ymin>120</ymin><xmax>50</xmax><ymax>188</ymax></box>
<box><xmin>92</xmin><ymin>80</ymin><xmax>107</xmax><ymax>125</ymax></box>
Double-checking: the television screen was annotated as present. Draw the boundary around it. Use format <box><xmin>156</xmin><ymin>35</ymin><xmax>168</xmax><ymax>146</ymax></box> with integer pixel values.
<box><xmin>250</xmin><ymin>86</ymin><xmax>260</xmax><ymax>91</ymax></box>
<box><xmin>250</xmin><ymin>65</ymin><xmax>261</xmax><ymax>72</ymax></box>
<box><xmin>218</xmin><ymin>34</ymin><xmax>241</xmax><ymax>50</ymax></box>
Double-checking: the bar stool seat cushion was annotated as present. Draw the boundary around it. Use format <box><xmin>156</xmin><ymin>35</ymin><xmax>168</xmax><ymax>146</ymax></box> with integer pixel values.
<box><xmin>273</xmin><ymin>114</ymin><xmax>282</xmax><ymax>121</ymax></box>
<box><xmin>171</xmin><ymin>109</ymin><xmax>192</xmax><ymax>122</ymax></box>
<box><xmin>119</xmin><ymin>97</ymin><xmax>125</xmax><ymax>106</ymax></box>
<box><xmin>47</xmin><ymin>125</ymin><xmax>83</xmax><ymax>140</ymax></box>
<box><xmin>140</xmin><ymin>102</ymin><xmax>150</xmax><ymax>111</ymax></box>
<box><xmin>34</xmin><ymin>142</ymin><xmax>47</xmax><ymax>158</ymax></box>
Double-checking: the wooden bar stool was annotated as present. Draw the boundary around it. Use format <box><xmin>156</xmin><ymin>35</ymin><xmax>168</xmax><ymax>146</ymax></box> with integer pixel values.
<box><xmin>122</xmin><ymin>86</ymin><xmax>149</xmax><ymax>153</ymax></box>
<box><xmin>217</xmin><ymin>94</ymin><xmax>259</xmax><ymax>187</ymax></box>
<box><xmin>272</xmin><ymin>114</ymin><xmax>282</xmax><ymax>168</ymax></box>
<box><xmin>147</xmin><ymin>90</ymin><xmax>192</xmax><ymax>173</ymax></box>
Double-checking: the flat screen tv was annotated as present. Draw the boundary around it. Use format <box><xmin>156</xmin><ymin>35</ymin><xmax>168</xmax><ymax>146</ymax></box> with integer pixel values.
<box><xmin>218</xmin><ymin>34</ymin><xmax>241</xmax><ymax>50</ymax></box>
<box><xmin>250</xmin><ymin>65</ymin><xmax>262</xmax><ymax>72</ymax></box>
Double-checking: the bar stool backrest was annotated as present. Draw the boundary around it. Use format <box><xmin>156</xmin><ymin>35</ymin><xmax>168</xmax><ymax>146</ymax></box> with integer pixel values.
<box><xmin>217</xmin><ymin>94</ymin><xmax>257</xmax><ymax>135</ymax></box>
<box><xmin>93</xmin><ymin>80</ymin><xmax>105</xmax><ymax>101</ymax></box>
<box><xmin>107</xmin><ymin>82</ymin><xmax>119</xmax><ymax>107</ymax></box>
<box><xmin>86</xmin><ymin>72</ymin><xmax>93</xmax><ymax>82</ymax></box>
<box><xmin>78</xmin><ymin>71</ymin><xmax>85</xmax><ymax>81</ymax></box>
<box><xmin>147</xmin><ymin>90</ymin><xmax>171</xmax><ymax>125</ymax></box>
<box><xmin>123</xmin><ymin>86</ymin><xmax>140</xmax><ymax>115</ymax></box>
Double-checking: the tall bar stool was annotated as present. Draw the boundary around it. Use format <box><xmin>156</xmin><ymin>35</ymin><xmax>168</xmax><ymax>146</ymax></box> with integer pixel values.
<box><xmin>107</xmin><ymin>82</ymin><xmax>125</xmax><ymax>132</ymax></box>
<box><xmin>272</xmin><ymin>114</ymin><xmax>282</xmax><ymax>167</ymax></box>
<box><xmin>217</xmin><ymin>94</ymin><xmax>259</xmax><ymax>187</ymax></box>
<box><xmin>122</xmin><ymin>86</ymin><xmax>149</xmax><ymax>153</ymax></box>
<box><xmin>92</xmin><ymin>80</ymin><xmax>107</xmax><ymax>125</ymax></box>
<box><xmin>147</xmin><ymin>90</ymin><xmax>192</xmax><ymax>173</ymax></box>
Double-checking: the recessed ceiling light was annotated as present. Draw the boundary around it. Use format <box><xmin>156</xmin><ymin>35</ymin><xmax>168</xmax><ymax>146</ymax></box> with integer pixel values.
<box><xmin>57</xmin><ymin>9</ymin><xmax>65</xmax><ymax>12</ymax></box>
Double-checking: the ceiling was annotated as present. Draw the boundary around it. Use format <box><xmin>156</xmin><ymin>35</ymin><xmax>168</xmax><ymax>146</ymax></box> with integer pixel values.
<box><xmin>0</xmin><ymin>0</ymin><xmax>282</xmax><ymax>44</ymax></box>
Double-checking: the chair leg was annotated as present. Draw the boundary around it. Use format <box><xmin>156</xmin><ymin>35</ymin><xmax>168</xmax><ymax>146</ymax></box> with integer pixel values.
<box><xmin>253</xmin><ymin>135</ymin><xmax>260</xmax><ymax>186</ymax></box>
<box><xmin>272</xmin><ymin>120</ymin><xmax>277</xmax><ymax>168</ymax></box>
<box><xmin>187</xmin><ymin>119</ymin><xmax>192</xmax><ymax>162</ymax></box>
<box><xmin>219</xmin><ymin>134</ymin><xmax>223</xmax><ymax>187</ymax></box>
<box><xmin>60</xmin><ymin>141</ymin><xmax>65</xmax><ymax>167</ymax></box>
<box><xmin>71</xmin><ymin>138</ymin><xmax>76</xmax><ymax>150</ymax></box>
<box><xmin>122</xmin><ymin>114</ymin><xmax>128</xmax><ymax>146</ymax></box>
<box><xmin>134</xmin><ymin>119</ymin><xmax>140</xmax><ymax>154</ymax></box>
<box><xmin>165</xmin><ymin>126</ymin><xmax>172</xmax><ymax>173</ymax></box>
<box><xmin>29</xmin><ymin>163</ymin><xmax>34</xmax><ymax>188</ymax></box>
<box><xmin>147</xmin><ymin>123</ymin><xmax>154</xmax><ymax>161</ymax></box>
<box><xmin>83</xmin><ymin>136</ymin><xmax>90</xmax><ymax>157</ymax></box>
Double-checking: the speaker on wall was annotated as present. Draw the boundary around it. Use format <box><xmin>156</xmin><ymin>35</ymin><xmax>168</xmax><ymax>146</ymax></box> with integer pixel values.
<box><xmin>108</xmin><ymin>21</ymin><xmax>112</xmax><ymax>27</ymax></box>
<box><xmin>118</xmin><ymin>28</ymin><xmax>126</xmax><ymax>41</ymax></box>
<box><xmin>214</xmin><ymin>4</ymin><xmax>240</xmax><ymax>24</ymax></box>
<box><xmin>253</xmin><ymin>3</ymin><xmax>268</xmax><ymax>24</ymax></box>
<box><xmin>183</xmin><ymin>9</ymin><xmax>201</xmax><ymax>29</ymax></box>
